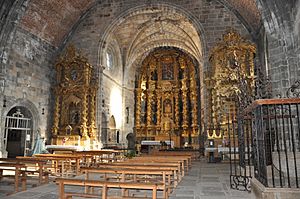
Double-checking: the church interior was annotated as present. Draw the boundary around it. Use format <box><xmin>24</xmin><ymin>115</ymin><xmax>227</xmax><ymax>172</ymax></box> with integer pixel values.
<box><xmin>0</xmin><ymin>0</ymin><xmax>300</xmax><ymax>198</ymax></box>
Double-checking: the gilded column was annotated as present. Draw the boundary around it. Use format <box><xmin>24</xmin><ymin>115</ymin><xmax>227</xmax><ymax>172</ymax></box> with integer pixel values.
<box><xmin>179</xmin><ymin>57</ymin><xmax>188</xmax><ymax>135</ymax></box>
<box><xmin>156</xmin><ymin>91</ymin><xmax>161</xmax><ymax>129</ymax></box>
<box><xmin>174</xmin><ymin>89</ymin><xmax>180</xmax><ymax>127</ymax></box>
<box><xmin>89</xmin><ymin>89</ymin><xmax>96</xmax><ymax>138</ymax></box>
<box><xmin>52</xmin><ymin>88</ymin><xmax>60</xmax><ymax>136</ymax></box>
<box><xmin>181</xmin><ymin>78</ymin><xmax>188</xmax><ymax>134</ymax></box>
<box><xmin>135</xmin><ymin>88</ymin><xmax>142</xmax><ymax>128</ymax></box>
<box><xmin>190</xmin><ymin>77</ymin><xmax>198</xmax><ymax>135</ymax></box>
<box><xmin>81</xmin><ymin>90</ymin><xmax>88</xmax><ymax>138</ymax></box>
<box><xmin>146</xmin><ymin>89</ymin><xmax>152</xmax><ymax>127</ymax></box>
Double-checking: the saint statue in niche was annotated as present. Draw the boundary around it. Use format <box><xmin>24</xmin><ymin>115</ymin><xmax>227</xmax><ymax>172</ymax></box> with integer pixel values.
<box><xmin>70</xmin><ymin>110</ymin><xmax>80</xmax><ymax>124</ymax></box>
<box><xmin>163</xmin><ymin>99</ymin><xmax>172</xmax><ymax>114</ymax></box>
<box><xmin>162</xmin><ymin>63</ymin><xmax>174</xmax><ymax>80</ymax></box>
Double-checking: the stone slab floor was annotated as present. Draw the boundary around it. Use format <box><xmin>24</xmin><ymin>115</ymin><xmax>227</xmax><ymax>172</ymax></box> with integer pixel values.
<box><xmin>1</xmin><ymin>160</ymin><xmax>252</xmax><ymax>199</ymax></box>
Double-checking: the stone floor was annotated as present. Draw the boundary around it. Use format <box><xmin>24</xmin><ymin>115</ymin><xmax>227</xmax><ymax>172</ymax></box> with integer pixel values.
<box><xmin>1</xmin><ymin>160</ymin><xmax>253</xmax><ymax>199</ymax></box>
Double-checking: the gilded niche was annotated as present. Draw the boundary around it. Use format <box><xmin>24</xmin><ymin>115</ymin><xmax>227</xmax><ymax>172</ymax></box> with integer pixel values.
<box><xmin>51</xmin><ymin>45</ymin><xmax>98</xmax><ymax>146</ymax></box>
<box><xmin>206</xmin><ymin>29</ymin><xmax>256</xmax><ymax>139</ymax></box>
<box><xmin>135</xmin><ymin>47</ymin><xmax>200</xmax><ymax>148</ymax></box>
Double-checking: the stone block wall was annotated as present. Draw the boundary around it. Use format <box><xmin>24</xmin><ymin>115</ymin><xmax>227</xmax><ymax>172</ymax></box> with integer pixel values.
<box><xmin>2</xmin><ymin>27</ymin><xmax>56</xmax><ymax>140</ymax></box>
<box><xmin>257</xmin><ymin>0</ymin><xmax>300</xmax><ymax>97</ymax></box>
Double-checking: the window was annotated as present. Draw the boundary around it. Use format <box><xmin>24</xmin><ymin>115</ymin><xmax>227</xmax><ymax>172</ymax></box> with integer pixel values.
<box><xmin>106</xmin><ymin>52</ymin><xmax>113</xmax><ymax>70</ymax></box>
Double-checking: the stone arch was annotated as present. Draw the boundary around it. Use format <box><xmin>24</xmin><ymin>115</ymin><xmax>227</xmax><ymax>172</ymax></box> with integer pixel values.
<box><xmin>126</xmin><ymin>132</ymin><xmax>135</xmax><ymax>150</ymax></box>
<box><xmin>108</xmin><ymin>115</ymin><xmax>116</xmax><ymax>129</ymax></box>
<box><xmin>97</xmin><ymin>2</ymin><xmax>207</xmax><ymax>68</ymax></box>
<box><xmin>0</xmin><ymin>98</ymin><xmax>40</xmax><ymax>157</ymax></box>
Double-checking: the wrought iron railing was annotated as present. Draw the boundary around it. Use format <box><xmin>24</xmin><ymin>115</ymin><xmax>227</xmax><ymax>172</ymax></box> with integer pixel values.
<box><xmin>244</xmin><ymin>98</ymin><xmax>300</xmax><ymax>188</ymax></box>
<box><xmin>228</xmin><ymin>114</ymin><xmax>253</xmax><ymax>192</ymax></box>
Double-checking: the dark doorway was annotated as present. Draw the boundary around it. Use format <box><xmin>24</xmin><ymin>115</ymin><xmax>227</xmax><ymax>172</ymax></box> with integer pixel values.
<box><xmin>6</xmin><ymin>129</ymin><xmax>24</xmax><ymax>158</ymax></box>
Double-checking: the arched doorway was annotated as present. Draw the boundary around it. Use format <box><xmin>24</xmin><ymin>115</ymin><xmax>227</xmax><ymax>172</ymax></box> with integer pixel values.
<box><xmin>134</xmin><ymin>47</ymin><xmax>200</xmax><ymax>149</ymax></box>
<box><xmin>4</xmin><ymin>106</ymin><xmax>33</xmax><ymax>157</ymax></box>
<box><xmin>126</xmin><ymin>133</ymin><xmax>135</xmax><ymax>150</ymax></box>
<box><xmin>108</xmin><ymin>115</ymin><xmax>116</xmax><ymax>146</ymax></box>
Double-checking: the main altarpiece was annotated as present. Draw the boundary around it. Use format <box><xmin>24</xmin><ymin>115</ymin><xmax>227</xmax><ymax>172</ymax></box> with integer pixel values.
<box><xmin>134</xmin><ymin>48</ymin><xmax>201</xmax><ymax>148</ymax></box>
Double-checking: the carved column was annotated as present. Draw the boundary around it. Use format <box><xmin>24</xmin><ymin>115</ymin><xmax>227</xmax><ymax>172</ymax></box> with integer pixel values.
<box><xmin>52</xmin><ymin>88</ymin><xmax>61</xmax><ymax>136</ymax></box>
<box><xmin>156</xmin><ymin>91</ymin><xmax>161</xmax><ymax>131</ymax></box>
<box><xmin>81</xmin><ymin>90</ymin><xmax>88</xmax><ymax>138</ymax></box>
<box><xmin>179</xmin><ymin>57</ymin><xmax>189</xmax><ymax>135</ymax></box>
<box><xmin>89</xmin><ymin>89</ymin><xmax>97</xmax><ymax>138</ymax></box>
<box><xmin>181</xmin><ymin>78</ymin><xmax>188</xmax><ymax>135</ymax></box>
<box><xmin>146</xmin><ymin>89</ymin><xmax>152</xmax><ymax>127</ymax></box>
<box><xmin>190</xmin><ymin>76</ymin><xmax>198</xmax><ymax>135</ymax></box>
<box><xmin>135</xmin><ymin>88</ymin><xmax>142</xmax><ymax>128</ymax></box>
<box><xmin>174</xmin><ymin>89</ymin><xmax>180</xmax><ymax>128</ymax></box>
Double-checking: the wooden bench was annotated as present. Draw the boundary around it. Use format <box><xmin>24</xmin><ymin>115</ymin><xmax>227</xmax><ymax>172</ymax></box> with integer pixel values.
<box><xmin>104</xmin><ymin>162</ymin><xmax>181</xmax><ymax>184</ymax></box>
<box><xmin>125</xmin><ymin>157</ymin><xmax>187</xmax><ymax>176</ymax></box>
<box><xmin>56</xmin><ymin>178</ymin><xmax>165</xmax><ymax>199</ymax></box>
<box><xmin>34</xmin><ymin>154</ymin><xmax>81</xmax><ymax>177</ymax></box>
<box><xmin>0</xmin><ymin>162</ymin><xmax>27</xmax><ymax>193</ymax></box>
<box><xmin>81</xmin><ymin>167</ymin><xmax>171</xmax><ymax>197</ymax></box>
<box><xmin>138</xmin><ymin>155</ymin><xmax>192</xmax><ymax>170</ymax></box>
<box><xmin>151</xmin><ymin>151</ymin><xmax>199</xmax><ymax>160</ymax></box>
<box><xmin>11</xmin><ymin>157</ymin><xmax>50</xmax><ymax>184</ymax></box>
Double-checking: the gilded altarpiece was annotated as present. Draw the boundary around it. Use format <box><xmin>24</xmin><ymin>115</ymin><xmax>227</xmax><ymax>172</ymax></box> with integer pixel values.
<box><xmin>135</xmin><ymin>48</ymin><xmax>200</xmax><ymax>148</ymax></box>
<box><xmin>51</xmin><ymin>45</ymin><xmax>98</xmax><ymax>147</ymax></box>
<box><xmin>206</xmin><ymin>30</ymin><xmax>256</xmax><ymax>141</ymax></box>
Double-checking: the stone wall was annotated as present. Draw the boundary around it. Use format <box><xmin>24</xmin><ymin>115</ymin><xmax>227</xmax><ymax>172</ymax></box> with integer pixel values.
<box><xmin>1</xmin><ymin>27</ymin><xmax>56</xmax><ymax>140</ymax></box>
<box><xmin>257</xmin><ymin>0</ymin><xmax>300</xmax><ymax>97</ymax></box>
<box><xmin>0</xmin><ymin>1</ymin><xmax>57</xmax><ymax>157</ymax></box>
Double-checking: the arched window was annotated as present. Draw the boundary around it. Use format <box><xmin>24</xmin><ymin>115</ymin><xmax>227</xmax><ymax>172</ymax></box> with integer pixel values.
<box><xmin>106</xmin><ymin>51</ymin><xmax>113</xmax><ymax>70</ymax></box>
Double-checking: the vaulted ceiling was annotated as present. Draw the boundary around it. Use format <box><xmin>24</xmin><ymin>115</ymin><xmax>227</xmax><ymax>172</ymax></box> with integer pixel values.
<box><xmin>19</xmin><ymin>0</ymin><xmax>261</xmax><ymax>47</ymax></box>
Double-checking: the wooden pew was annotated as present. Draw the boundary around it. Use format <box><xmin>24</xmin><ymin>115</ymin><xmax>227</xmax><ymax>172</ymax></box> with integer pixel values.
<box><xmin>73</xmin><ymin>151</ymin><xmax>114</xmax><ymax>166</ymax></box>
<box><xmin>151</xmin><ymin>151</ymin><xmax>199</xmax><ymax>160</ymax></box>
<box><xmin>0</xmin><ymin>162</ymin><xmax>27</xmax><ymax>193</ymax></box>
<box><xmin>104</xmin><ymin>162</ymin><xmax>181</xmax><ymax>184</ymax></box>
<box><xmin>12</xmin><ymin>157</ymin><xmax>50</xmax><ymax>184</ymax></box>
<box><xmin>138</xmin><ymin>155</ymin><xmax>192</xmax><ymax>169</ymax></box>
<box><xmin>33</xmin><ymin>154</ymin><xmax>81</xmax><ymax>177</ymax></box>
<box><xmin>125</xmin><ymin>157</ymin><xmax>187</xmax><ymax>176</ymax></box>
<box><xmin>81</xmin><ymin>167</ymin><xmax>171</xmax><ymax>198</ymax></box>
<box><xmin>56</xmin><ymin>178</ymin><xmax>165</xmax><ymax>199</ymax></box>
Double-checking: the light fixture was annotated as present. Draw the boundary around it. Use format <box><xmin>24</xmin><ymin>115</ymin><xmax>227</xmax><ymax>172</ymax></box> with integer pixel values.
<box><xmin>42</xmin><ymin>108</ymin><xmax>45</xmax><ymax>115</ymax></box>
<box><xmin>3</xmin><ymin>96</ymin><xmax>6</xmax><ymax>107</ymax></box>
<box><xmin>0</xmin><ymin>78</ymin><xmax>6</xmax><ymax>107</ymax></box>
<box><xmin>126</xmin><ymin>107</ymin><xmax>129</xmax><ymax>123</ymax></box>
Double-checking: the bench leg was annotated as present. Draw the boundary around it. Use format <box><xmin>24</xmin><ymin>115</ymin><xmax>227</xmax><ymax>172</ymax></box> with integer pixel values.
<box><xmin>168</xmin><ymin>174</ymin><xmax>171</xmax><ymax>194</ymax></box>
<box><xmin>102</xmin><ymin>185</ymin><xmax>107</xmax><ymax>199</ymax></box>
<box><xmin>152</xmin><ymin>186</ymin><xmax>157</xmax><ymax>199</ymax></box>
<box><xmin>21</xmin><ymin>172</ymin><xmax>27</xmax><ymax>191</ymax></box>
<box><xmin>44</xmin><ymin>173</ymin><xmax>49</xmax><ymax>184</ymax></box>
<box><xmin>59</xmin><ymin>181</ymin><xmax>65</xmax><ymax>199</ymax></box>
<box><xmin>0</xmin><ymin>169</ymin><xmax>3</xmax><ymax>181</ymax></box>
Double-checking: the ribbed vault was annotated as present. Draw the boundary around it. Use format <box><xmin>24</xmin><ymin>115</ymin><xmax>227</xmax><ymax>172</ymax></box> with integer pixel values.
<box><xmin>109</xmin><ymin>6</ymin><xmax>203</xmax><ymax>69</ymax></box>
<box><xmin>19</xmin><ymin>0</ymin><xmax>261</xmax><ymax>47</ymax></box>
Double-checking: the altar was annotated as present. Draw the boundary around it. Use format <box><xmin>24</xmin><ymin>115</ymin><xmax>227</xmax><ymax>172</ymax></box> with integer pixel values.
<box><xmin>45</xmin><ymin>145</ymin><xmax>84</xmax><ymax>153</ymax></box>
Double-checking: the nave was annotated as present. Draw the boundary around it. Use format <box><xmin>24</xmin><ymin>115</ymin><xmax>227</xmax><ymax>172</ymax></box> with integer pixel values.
<box><xmin>1</xmin><ymin>159</ymin><xmax>251</xmax><ymax>199</ymax></box>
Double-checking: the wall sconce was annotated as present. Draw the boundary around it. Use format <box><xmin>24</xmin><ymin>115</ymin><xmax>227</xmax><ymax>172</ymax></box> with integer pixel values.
<box><xmin>126</xmin><ymin>107</ymin><xmax>129</xmax><ymax>124</ymax></box>
<box><xmin>0</xmin><ymin>78</ymin><xmax>6</xmax><ymax>107</ymax></box>
<box><xmin>3</xmin><ymin>96</ymin><xmax>6</xmax><ymax>107</ymax></box>
<box><xmin>42</xmin><ymin>108</ymin><xmax>45</xmax><ymax>115</ymax></box>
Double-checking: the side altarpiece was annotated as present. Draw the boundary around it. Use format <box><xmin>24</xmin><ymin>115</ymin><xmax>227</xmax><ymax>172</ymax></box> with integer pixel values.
<box><xmin>51</xmin><ymin>45</ymin><xmax>98</xmax><ymax>147</ymax></box>
<box><xmin>205</xmin><ymin>30</ymin><xmax>256</xmax><ymax>141</ymax></box>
